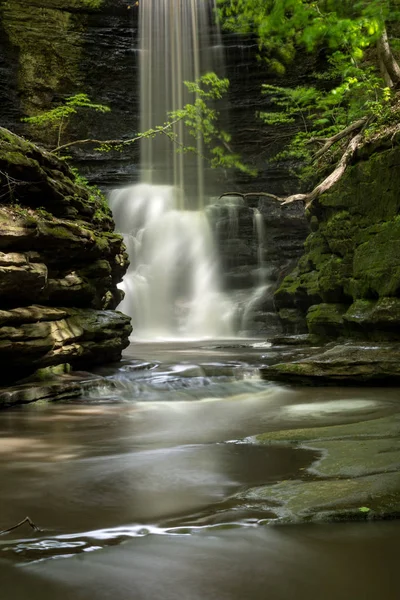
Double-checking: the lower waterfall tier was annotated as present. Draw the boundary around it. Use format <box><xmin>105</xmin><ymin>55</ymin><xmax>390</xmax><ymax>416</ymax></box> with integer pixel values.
<box><xmin>109</xmin><ymin>184</ymin><xmax>235</xmax><ymax>339</ymax></box>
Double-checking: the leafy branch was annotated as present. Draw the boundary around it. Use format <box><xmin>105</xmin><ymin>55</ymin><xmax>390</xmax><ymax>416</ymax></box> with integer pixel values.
<box><xmin>21</xmin><ymin>75</ymin><xmax>254</xmax><ymax>176</ymax></box>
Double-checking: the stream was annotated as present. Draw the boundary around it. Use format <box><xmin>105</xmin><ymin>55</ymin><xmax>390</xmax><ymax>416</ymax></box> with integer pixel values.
<box><xmin>1</xmin><ymin>340</ymin><xmax>400</xmax><ymax>599</ymax></box>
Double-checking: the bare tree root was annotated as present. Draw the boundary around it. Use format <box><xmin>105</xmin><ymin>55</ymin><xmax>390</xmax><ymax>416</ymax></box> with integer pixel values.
<box><xmin>218</xmin><ymin>191</ymin><xmax>282</xmax><ymax>202</ymax></box>
<box><xmin>0</xmin><ymin>516</ymin><xmax>42</xmax><ymax>536</ymax></box>
<box><xmin>219</xmin><ymin>131</ymin><xmax>363</xmax><ymax>210</ymax></box>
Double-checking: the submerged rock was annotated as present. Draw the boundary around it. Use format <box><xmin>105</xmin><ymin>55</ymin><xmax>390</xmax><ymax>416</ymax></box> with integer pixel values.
<box><xmin>241</xmin><ymin>414</ymin><xmax>400</xmax><ymax>523</ymax></box>
<box><xmin>0</xmin><ymin>371</ymin><xmax>106</xmax><ymax>408</ymax></box>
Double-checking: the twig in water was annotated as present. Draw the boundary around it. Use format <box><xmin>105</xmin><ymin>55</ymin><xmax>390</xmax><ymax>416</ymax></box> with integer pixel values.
<box><xmin>0</xmin><ymin>516</ymin><xmax>42</xmax><ymax>535</ymax></box>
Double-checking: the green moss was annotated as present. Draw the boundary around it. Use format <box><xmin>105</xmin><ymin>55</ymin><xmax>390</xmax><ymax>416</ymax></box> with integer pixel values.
<box><xmin>1</xmin><ymin>1</ymin><xmax>82</xmax><ymax>131</ymax></box>
<box><xmin>321</xmin><ymin>147</ymin><xmax>400</xmax><ymax>221</ymax></box>
<box><xmin>278</xmin><ymin>308</ymin><xmax>308</xmax><ymax>334</ymax></box>
<box><xmin>343</xmin><ymin>298</ymin><xmax>400</xmax><ymax>340</ymax></box>
<box><xmin>275</xmin><ymin>268</ymin><xmax>322</xmax><ymax>310</ymax></box>
<box><xmin>306</xmin><ymin>303</ymin><xmax>347</xmax><ymax>337</ymax></box>
<box><xmin>275</xmin><ymin>140</ymin><xmax>400</xmax><ymax>341</ymax></box>
<box><xmin>350</xmin><ymin>220</ymin><xmax>400</xmax><ymax>298</ymax></box>
<box><xmin>318</xmin><ymin>256</ymin><xmax>352</xmax><ymax>302</ymax></box>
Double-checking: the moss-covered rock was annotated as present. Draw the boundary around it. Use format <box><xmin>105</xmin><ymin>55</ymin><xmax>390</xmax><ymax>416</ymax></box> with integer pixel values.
<box><xmin>240</xmin><ymin>414</ymin><xmax>400</xmax><ymax>523</ymax></box>
<box><xmin>306</xmin><ymin>303</ymin><xmax>347</xmax><ymax>337</ymax></box>
<box><xmin>261</xmin><ymin>343</ymin><xmax>400</xmax><ymax>385</ymax></box>
<box><xmin>275</xmin><ymin>142</ymin><xmax>400</xmax><ymax>341</ymax></box>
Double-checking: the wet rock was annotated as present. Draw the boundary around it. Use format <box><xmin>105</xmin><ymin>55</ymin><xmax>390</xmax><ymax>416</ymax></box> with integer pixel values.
<box><xmin>260</xmin><ymin>343</ymin><xmax>400</xmax><ymax>385</ymax></box>
<box><xmin>0</xmin><ymin>371</ymin><xmax>107</xmax><ymax>408</ymax></box>
<box><xmin>278</xmin><ymin>308</ymin><xmax>308</xmax><ymax>335</ymax></box>
<box><xmin>269</xmin><ymin>334</ymin><xmax>319</xmax><ymax>346</ymax></box>
<box><xmin>0</xmin><ymin>305</ymin><xmax>131</xmax><ymax>383</ymax></box>
<box><xmin>306</xmin><ymin>303</ymin><xmax>348</xmax><ymax>338</ymax></box>
<box><xmin>241</xmin><ymin>414</ymin><xmax>400</xmax><ymax>523</ymax></box>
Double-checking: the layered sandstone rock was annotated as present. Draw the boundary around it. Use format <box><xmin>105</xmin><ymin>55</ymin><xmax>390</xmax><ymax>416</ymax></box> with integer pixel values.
<box><xmin>0</xmin><ymin>127</ymin><xmax>131</xmax><ymax>385</ymax></box>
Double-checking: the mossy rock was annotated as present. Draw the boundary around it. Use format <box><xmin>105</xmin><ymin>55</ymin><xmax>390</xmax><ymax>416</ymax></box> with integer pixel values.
<box><xmin>260</xmin><ymin>343</ymin><xmax>400</xmax><ymax>385</ymax></box>
<box><xmin>319</xmin><ymin>210</ymin><xmax>358</xmax><ymax>257</ymax></box>
<box><xmin>320</xmin><ymin>147</ymin><xmax>400</xmax><ymax>221</ymax></box>
<box><xmin>344</xmin><ymin>298</ymin><xmax>400</xmax><ymax>340</ymax></box>
<box><xmin>278</xmin><ymin>308</ymin><xmax>308</xmax><ymax>335</ymax></box>
<box><xmin>350</xmin><ymin>220</ymin><xmax>400</xmax><ymax>298</ymax></box>
<box><xmin>274</xmin><ymin>268</ymin><xmax>322</xmax><ymax>311</ymax></box>
<box><xmin>306</xmin><ymin>303</ymin><xmax>348</xmax><ymax>338</ymax></box>
<box><xmin>318</xmin><ymin>255</ymin><xmax>353</xmax><ymax>303</ymax></box>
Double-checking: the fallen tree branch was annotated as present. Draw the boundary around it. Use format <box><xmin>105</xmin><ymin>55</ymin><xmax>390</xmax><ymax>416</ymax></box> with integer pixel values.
<box><xmin>218</xmin><ymin>191</ymin><xmax>282</xmax><ymax>201</ymax></box>
<box><xmin>0</xmin><ymin>516</ymin><xmax>42</xmax><ymax>535</ymax></box>
<box><xmin>219</xmin><ymin>130</ymin><xmax>363</xmax><ymax>210</ymax></box>
<box><xmin>308</xmin><ymin>117</ymin><xmax>368</xmax><ymax>160</ymax></box>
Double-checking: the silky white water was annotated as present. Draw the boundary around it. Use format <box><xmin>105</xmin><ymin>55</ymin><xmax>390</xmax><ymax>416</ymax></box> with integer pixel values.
<box><xmin>109</xmin><ymin>0</ymin><xmax>235</xmax><ymax>339</ymax></box>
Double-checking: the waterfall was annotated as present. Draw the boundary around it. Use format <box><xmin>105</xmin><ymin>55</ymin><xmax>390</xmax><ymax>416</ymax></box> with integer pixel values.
<box><xmin>109</xmin><ymin>0</ymin><xmax>235</xmax><ymax>340</ymax></box>
<box><xmin>253</xmin><ymin>208</ymin><xmax>265</xmax><ymax>286</ymax></box>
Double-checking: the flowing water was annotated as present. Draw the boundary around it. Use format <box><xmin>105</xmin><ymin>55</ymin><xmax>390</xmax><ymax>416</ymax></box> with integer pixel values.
<box><xmin>1</xmin><ymin>341</ymin><xmax>400</xmax><ymax>599</ymax></box>
<box><xmin>109</xmin><ymin>0</ymin><xmax>239</xmax><ymax>340</ymax></box>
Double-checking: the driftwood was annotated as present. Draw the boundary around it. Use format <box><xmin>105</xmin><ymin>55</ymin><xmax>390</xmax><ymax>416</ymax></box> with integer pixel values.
<box><xmin>0</xmin><ymin>516</ymin><xmax>42</xmax><ymax>535</ymax></box>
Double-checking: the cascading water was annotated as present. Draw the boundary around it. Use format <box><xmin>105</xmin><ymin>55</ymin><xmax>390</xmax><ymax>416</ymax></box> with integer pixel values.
<box><xmin>109</xmin><ymin>0</ymin><xmax>235</xmax><ymax>339</ymax></box>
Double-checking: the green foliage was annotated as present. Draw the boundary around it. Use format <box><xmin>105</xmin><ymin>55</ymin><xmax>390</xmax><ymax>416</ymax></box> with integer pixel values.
<box><xmin>260</xmin><ymin>58</ymin><xmax>396</xmax><ymax>179</ymax></box>
<box><xmin>95</xmin><ymin>72</ymin><xmax>254</xmax><ymax>175</ymax></box>
<box><xmin>170</xmin><ymin>73</ymin><xmax>255</xmax><ymax>175</ymax></box>
<box><xmin>218</xmin><ymin>0</ymin><xmax>400</xmax><ymax>181</ymax></box>
<box><xmin>22</xmin><ymin>93</ymin><xmax>111</xmax><ymax>147</ymax></box>
<box><xmin>23</xmin><ymin>76</ymin><xmax>252</xmax><ymax>176</ymax></box>
<box><xmin>217</xmin><ymin>0</ymin><xmax>398</xmax><ymax>69</ymax></box>
<box><xmin>82</xmin><ymin>0</ymin><xmax>103</xmax><ymax>7</ymax></box>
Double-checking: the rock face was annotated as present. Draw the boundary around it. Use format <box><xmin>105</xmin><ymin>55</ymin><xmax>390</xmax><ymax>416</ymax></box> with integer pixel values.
<box><xmin>274</xmin><ymin>136</ymin><xmax>400</xmax><ymax>340</ymax></box>
<box><xmin>0</xmin><ymin>127</ymin><xmax>131</xmax><ymax>384</ymax></box>
<box><xmin>0</xmin><ymin>0</ymin><xmax>140</xmax><ymax>189</ymax></box>
<box><xmin>0</xmin><ymin>1</ymin><xmax>316</xmax><ymax>195</ymax></box>
<box><xmin>210</xmin><ymin>195</ymin><xmax>309</xmax><ymax>334</ymax></box>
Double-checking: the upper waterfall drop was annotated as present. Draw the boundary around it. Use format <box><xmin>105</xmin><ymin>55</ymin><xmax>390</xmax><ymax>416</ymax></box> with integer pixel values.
<box><xmin>139</xmin><ymin>0</ymin><xmax>222</xmax><ymax>207</ymax></box>
<box><xmin>109</xmin><ymin>0</ymin><xmax>235</xmax><ymax>340</ymax></box>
